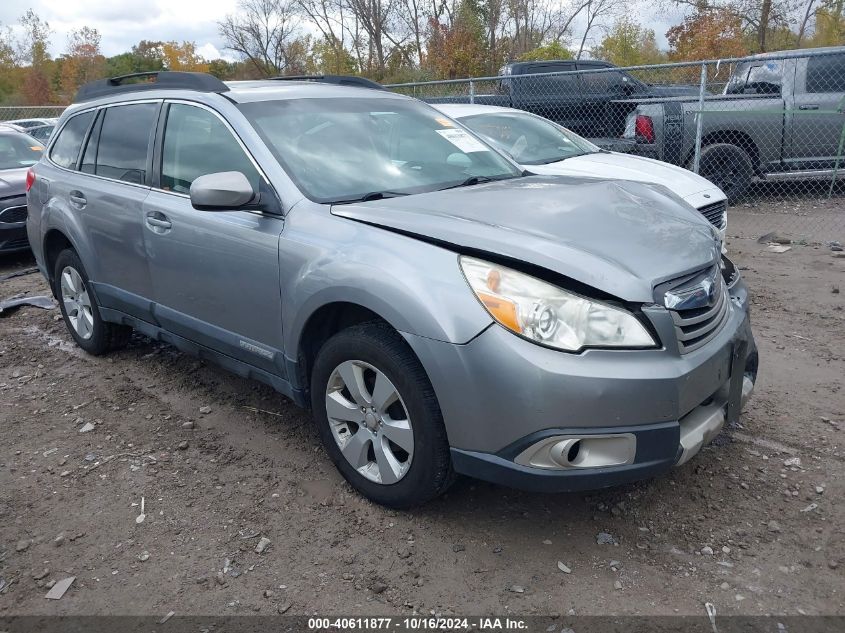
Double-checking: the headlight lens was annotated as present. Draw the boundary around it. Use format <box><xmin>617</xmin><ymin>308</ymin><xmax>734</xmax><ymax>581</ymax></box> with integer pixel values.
<box><xmin>460</xmin><ymin>256</ymin><xmax>656</xmax><ymax>351</ymax></box>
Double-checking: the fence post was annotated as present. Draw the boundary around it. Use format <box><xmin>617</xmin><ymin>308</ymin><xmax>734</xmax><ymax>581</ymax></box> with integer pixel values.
<box><xmin>692</xmin><ymin>62</ymin><xmax>707</xmax><ymax>174</ymax></box>
<box><xmin>469</xmin><ymin>79</ymin><xmax>475</xmax><ymax>104</ymax></box>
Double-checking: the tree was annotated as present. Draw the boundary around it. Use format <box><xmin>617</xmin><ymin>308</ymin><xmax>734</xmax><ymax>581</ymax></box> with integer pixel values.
<box><xmin>808</xmin><ymin>0</ymin><xmax>845</xmax><ymax>46</ymax></box>
<box><xmin>17</xmin><ymin>10</ymin><xmax>54</xmax><ymax>104</ymax></box>
<box><xmin>593</xmin><ymin>17</ymin><xmax>665</xmax><ymax>66</ymax></box>
<box><xmin>575</xmin><ymin>0</ymin><xmax>623</xmax><ymax>59</ymax></box>
<box><xmin>519</xmin><ymin>40</ymin><xmax>573</xmax><ymax>60</ymax></box>
<box><xmin>666</xmin><ymin>8</ymin><xmax>749</xmax><ymax>60</ymax></box>
<box><xmin>426</xmin><ymin>0</ymin><xmax>489</xmax><ymax>78</ymax></box>
<box><xmin>219</xmin><ymin>0</ymin><xmax>304</xmax><ymax>75</ymax></box>
<box><xmin>60</xmin><ymin>27</ymin><xmax>106</xmax><ymax>99</ymax></box>
<box><xmin>160</xmin><ymin>41</ymin><xmax>211</xmax><ymax>72</ymax></box>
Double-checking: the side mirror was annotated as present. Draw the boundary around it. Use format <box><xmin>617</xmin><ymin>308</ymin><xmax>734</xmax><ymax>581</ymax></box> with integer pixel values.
<box><xmin>190</xmin><ymin>171</ymin><xmax>255</xmax><ymax>211</ymax></box>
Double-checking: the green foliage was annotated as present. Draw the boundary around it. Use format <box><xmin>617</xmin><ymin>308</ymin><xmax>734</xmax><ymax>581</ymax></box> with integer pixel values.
<box><xmin>593</xmin><ymin>18</ymin><xmax>666</xmax><ymax>66</ymax></box>
<box><xmin>519</xmin><ymin>41</ymin><xmax>573</xmax><ymax>62</ymax></box>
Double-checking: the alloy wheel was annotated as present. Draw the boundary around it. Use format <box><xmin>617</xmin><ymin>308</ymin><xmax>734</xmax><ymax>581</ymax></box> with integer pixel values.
<box><xmin>60</xmin><ymin>266</ymin><xmax>94</xmax><ymax>340</ymax></box>
<box><xmin>325</xmin><ymin>360</ymin><xmax>414</xmax><ymax>484</ymax></box>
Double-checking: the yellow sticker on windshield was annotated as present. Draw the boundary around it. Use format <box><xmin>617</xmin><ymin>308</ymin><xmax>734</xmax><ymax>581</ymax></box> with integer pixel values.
<box><xmin>30</xmin><ymin>146</ymin><xmax>43</xmax><ymax>151</ymax></box>
<box><xmin>435</xmin><ymin>117</ymin><xmax>455</xmax><ymax>128</ymax></box>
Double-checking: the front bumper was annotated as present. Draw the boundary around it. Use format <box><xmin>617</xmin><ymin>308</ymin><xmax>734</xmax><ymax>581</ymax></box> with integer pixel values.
<box><xmin>403</xmin><ymin>277</ymin><xmax>757</xmax><ymax>493</ymax></box>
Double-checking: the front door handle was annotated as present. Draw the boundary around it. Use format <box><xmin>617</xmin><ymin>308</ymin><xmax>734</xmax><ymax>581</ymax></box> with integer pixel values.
<box><xmin>69</xmin><ymin>190</ymin><xmax>86</xmax><ymax>208</ymax></box>
<box><xmin>798</xmin><ymin>104</ymin><xmax>820</xmax><ymax>110</ymax></box>
<box><xmin>145</xmin><ymin>212</ymin><xmax>172</xmax><ymax>233</ymax></box>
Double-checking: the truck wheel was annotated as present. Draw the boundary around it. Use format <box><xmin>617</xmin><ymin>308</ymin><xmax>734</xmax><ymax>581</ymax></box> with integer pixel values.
<box><xmin>695</xmin><ymin>143</ymin><xmax>754</xmax><ymax>203</ymax></box>
<box><xmin>54</xmin><ymin>249</ymin><xmax>132</xmax><ymax>355</ymax></box>
<box><xmin>311</xmin><ymin>322</ymin><xmax>454</xmax><ymax>508</ymax></box>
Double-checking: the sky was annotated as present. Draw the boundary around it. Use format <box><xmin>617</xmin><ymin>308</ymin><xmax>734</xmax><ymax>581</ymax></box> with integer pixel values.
<box><xmin>1</xmin><ymin>0</ymin><xmax>682</xmax><ymax>63</ymax></box>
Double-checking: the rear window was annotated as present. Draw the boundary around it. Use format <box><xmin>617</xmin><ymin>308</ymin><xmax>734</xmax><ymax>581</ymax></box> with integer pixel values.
<box><xmin>95</xmin><ymin>103</ymin><xmax>157</xmax><ymax>184</ymax></box>
<box><xmin>49</xmin><ymin>111</ymin><xmax>94</xmax><ymax>169</ymax></box>
<box><xmin>0</xmin><ymin>132</ymin><xmax>43</xmax><ymax>170</ymax></box>
<box><xmin>806</xmin><ymin>53</ymin><xmax>845</xmax><ymax>93</ymax></box>
<box><xmin>725</xmin><ymin>61</ymin><xmax>781</xmax><ymax>95</ymax></box>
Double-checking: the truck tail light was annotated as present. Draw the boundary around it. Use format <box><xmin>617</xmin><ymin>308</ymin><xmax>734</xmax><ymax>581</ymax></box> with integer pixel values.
<box><xmin>634</xmin><ymin>115</ymin><xmax>655</xmax><ymax>144</ymax></box>
<box><xmin>25</xmin><ymin>167</ymin><xmax>35</xmax><ymax>192</ymax></box>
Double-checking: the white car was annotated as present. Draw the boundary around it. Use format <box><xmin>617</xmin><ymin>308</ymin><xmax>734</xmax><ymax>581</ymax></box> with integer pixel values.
<box><xmin>433</xmin><ymin>104</ymin><xmax>728</xmax><ymax>245</ymax></box>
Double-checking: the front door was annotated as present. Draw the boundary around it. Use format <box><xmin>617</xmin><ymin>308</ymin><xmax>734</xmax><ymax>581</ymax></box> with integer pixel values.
<box><xmin>142</xmin><ymin>102</ymin><xmax>286</xmax><ymax>375</ymax></box>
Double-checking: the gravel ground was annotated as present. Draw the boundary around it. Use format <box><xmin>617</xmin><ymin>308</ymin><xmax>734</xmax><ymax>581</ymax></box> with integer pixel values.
<box><xmin>0</xmin><ymin>212</ymin><xmax>843</xmax><ymax>618</ymax></box>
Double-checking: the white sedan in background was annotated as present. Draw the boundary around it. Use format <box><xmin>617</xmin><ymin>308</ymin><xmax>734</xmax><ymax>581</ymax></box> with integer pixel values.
<box><xmin>433</xmin><ymin>104</ymin><xmax>729</xmax><ymax>245</ymax></box>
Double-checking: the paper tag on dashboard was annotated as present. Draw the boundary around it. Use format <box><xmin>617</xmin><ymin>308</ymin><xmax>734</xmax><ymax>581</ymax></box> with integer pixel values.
<box><xmin>436</xmin><ymin>128</ymin><xmax>489</xmax><ymax>153</ymax></box>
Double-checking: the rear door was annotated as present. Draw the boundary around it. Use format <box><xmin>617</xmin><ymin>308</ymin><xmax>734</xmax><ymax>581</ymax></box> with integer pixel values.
<box><xmin>73</xmin><ymin>101</ymin><xmax>159</xmax><ymax>317</ymax></box>
<box><xmin>787</xmin><ymin>53</ymin><xmax>845</xmax><ymax>169</ymax></box>
<box><xmin>575</xmin><ymin>62</ymin><xmax>627</xmax><ymax>138</ymax></box>
<box><xmin>142</xmin><ymin>101</ymin><xmax>286</xmax><ymax>374</ymax></box>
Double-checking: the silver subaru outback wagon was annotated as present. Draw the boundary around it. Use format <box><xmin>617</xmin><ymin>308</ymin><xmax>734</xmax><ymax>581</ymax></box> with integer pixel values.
<box><xmin>26</xmin><ymin>72</ymin><xmax>758</xmax><ymax>508</ymax></box>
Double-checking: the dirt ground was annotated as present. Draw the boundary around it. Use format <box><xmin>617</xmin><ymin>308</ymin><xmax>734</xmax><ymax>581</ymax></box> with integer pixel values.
<box><xmin>0</xmin><ymin>204</ymin><xmax>843</xmax><ymax>619</ymax></box>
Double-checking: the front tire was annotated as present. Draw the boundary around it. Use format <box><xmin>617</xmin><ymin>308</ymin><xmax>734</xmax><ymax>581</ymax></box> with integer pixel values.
<box><xmin>53</xmin><ymin>249</ymin><xmax>131</xmax><ymax>355</ymax></box>
<box><xmin>311</xmin><ymin>322</ymin><xmax>454</xmax><ymax>508</ymax></box>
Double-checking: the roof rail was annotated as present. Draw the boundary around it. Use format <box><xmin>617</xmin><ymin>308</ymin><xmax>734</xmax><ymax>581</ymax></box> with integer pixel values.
<box><xmin>74</xmin><ymin>71</ymin><xmax>230</xmax><ymax>103</ymax></box>
<box><xmin>269</xmin><ymin>75</ymin><xmax>384</xmax><ymax>90</ymax></box>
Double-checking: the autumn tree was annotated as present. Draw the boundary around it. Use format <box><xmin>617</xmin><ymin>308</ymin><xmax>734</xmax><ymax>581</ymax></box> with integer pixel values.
<box><xmin>17</xmin><ymin>10</ymin><xmax>54</xmax><ymax>104</ymax></box>
<box><xmin>60</xmin><ymin>27</ymin><xmax>106</xmax><ymax>99</ymax></box>
<box><xmin>426</xmin><ymin>0</ymin><xmax>489</xmax><ymax>78</ymax></box>
<box><xmin>159</xmin><ymin>41</ymin><xmax>211</xmax><ymax>72</ymax></box>
<box><xmin>666</xmin><ymin>8</ymin><xmax>749</xmax><ymax>60</ymax></box>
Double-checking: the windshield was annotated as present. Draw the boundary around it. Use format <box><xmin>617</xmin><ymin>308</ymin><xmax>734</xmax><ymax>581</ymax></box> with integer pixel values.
<box><xmin>238</xmin><ymin>98</ymin><xmax>521</xmax><ymax>203</ymax></box>
<box><xmin>458</xmin><ymin>112</ymin><xmax>599</xmax><ymax>165</ymax></box>
<box><xmin>0</xmin><ymin>132</ymin><xmax>43</xmax><ymax>170</ymax></box>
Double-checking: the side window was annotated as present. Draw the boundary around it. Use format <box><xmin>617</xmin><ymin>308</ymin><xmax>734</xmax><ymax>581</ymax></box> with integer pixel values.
<box><xmin>580</xmin><ymin>68</ymin><xmax>624</xmax><ymax>94</ymax></box>
<box><xmin>806</xmin><ymin>53</ymin><xmax>845</xmax><ymax>94</ymax></box>
<box><xmin>160</xmin><ymin>104</ymin><xmax>260</xmax><ymax>194</ymax></box>
<box><xmin>49</xmin><ymin>110</ymin><xmax>95</xmax><ymax>169</ymax></box>
<box><xmin>96</xmin><ymin>103</ymin><xmax>157</xmax><ymax>184</ymax></box>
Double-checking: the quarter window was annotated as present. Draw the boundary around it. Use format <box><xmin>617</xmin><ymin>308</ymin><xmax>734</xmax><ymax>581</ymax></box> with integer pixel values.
<box><xmin>95</xmin><ymin>103</ymin><xmax>157</xmax><ymax>184</ymax></box>
<box><xmin>806</xmin><ymin>53</ymin><xmax>845</xmax><ymax>94</ymax></box>
<box><xmin>160</xmin><ymin>104</ymin><xmax>260</xmax><ymax>194</ymax></box>
<box><xmin>49</xmin><ymin>110</ymin><xmax>95</xmax><ymax>169</ymax></box>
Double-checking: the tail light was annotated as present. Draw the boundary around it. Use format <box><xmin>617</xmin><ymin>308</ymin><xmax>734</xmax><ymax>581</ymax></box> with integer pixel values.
<box><xmin>634</xmin><ymin>115</ymin><xmax>655</xmax><ymax>144</ymax></box>
<box><xmin>25</xmin><ymin>167</ymin><xmax>35</xmax><ymax>192</ymax></box>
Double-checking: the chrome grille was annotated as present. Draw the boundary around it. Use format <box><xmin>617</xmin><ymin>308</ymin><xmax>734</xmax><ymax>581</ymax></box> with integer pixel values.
<box><xmin>669</xmin><ymin>271</ymin><xmax>731</xmax><ymax>354</ymax></box>
<box><xmin>697</xmin><ymin>201</ymin><xmax>727</xmax><ymax>230</ymax></box>
<box><xmin>0</xmin><ymin>204</ymin><xmax>27</xmax><ymax>224</ymax></box>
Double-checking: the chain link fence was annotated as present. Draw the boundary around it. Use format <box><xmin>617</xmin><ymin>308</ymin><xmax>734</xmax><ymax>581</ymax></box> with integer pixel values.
<box><xmin>0</xmin><ymin>106</ymin><xmax>66</xmax><ymax>144</ymax></box>
<box><xmin>387</xmin><ymin>48</ymin><xmax>845</xmax><ymax>246</ymax></box>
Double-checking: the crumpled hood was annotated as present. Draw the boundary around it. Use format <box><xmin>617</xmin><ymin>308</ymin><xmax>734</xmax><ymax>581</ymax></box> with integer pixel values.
<box><xmin>332</xmin><ymin>176</ymin><xmax>721</xmax><ymax>302</ymax></box>
<box><xmin>0</xmin><ymin>168</ymin><xmax>28</xmax><ymax>198</ymax></box>
<box><xmin>526</xmin><ymin>152</ymin><xmax>719</xmax><ymax>201</ymax></box>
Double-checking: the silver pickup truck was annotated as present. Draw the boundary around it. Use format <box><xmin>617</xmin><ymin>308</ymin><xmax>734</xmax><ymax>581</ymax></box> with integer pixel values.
<box><xmin>622</xmin><ymin>47</ymin><xmax>845</xmax><ymax>202</ymax></box>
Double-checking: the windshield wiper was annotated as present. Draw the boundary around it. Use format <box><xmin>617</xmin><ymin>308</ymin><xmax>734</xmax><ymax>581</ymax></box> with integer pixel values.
<box><xmin>439</xmin><ymin>175</ymin><xmax>503</xmax><ymax>191</ymax></box>
<box><xmin>332</xmin><ymin>191</ymin><xmax>409</xmax><ymax>205</ymax></box>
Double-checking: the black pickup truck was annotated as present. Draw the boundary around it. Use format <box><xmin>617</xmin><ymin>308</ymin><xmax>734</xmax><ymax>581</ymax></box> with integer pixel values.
<box><xmin>426</xmin><ymin>59</ymin><xmax>700</xmax><ymax>143</ymax></box>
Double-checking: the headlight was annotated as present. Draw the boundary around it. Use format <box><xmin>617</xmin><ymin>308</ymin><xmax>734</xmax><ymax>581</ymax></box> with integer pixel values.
<box><xmin>460</xmin><ymin>256</ymin><xmax>656</xmax><ymax>351</ymax></box>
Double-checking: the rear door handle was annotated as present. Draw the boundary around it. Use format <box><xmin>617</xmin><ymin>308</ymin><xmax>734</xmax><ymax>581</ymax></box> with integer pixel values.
<box><xmin>145</xmin><ymin>212</ymin><xmax>172</xmax><ymax>233</ymax></box>
<box><xmin>69</xmin><ymin>191</ymin><xmax>86</xmax><ymax>208</ymax></box>
<box><xmin>798</xmin><ymin>104</ymin><xmax>820</xmax><ymax>110</ymax></box>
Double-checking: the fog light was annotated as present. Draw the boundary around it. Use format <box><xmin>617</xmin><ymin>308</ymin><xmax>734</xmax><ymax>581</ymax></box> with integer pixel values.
<box><xmin>515</xmin><ymin>434</ymin><xmax>636</xmax><ymax>470</ymax></box>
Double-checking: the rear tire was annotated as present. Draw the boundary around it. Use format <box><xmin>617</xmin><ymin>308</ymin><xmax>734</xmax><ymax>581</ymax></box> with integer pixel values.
<box><xmin>311</xmin><ymin>322</ymin><xmax>454</xmax><ymax>508</ymax></box>
<box><xmin>695</xmin><ymin>143</ymin><xmax>754</xmax><ymax>203</ymax></box>
<box><xmin>53</xmin><ymin>249</ymin><xmax>132</xmax><ymax>355</ymax></box>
